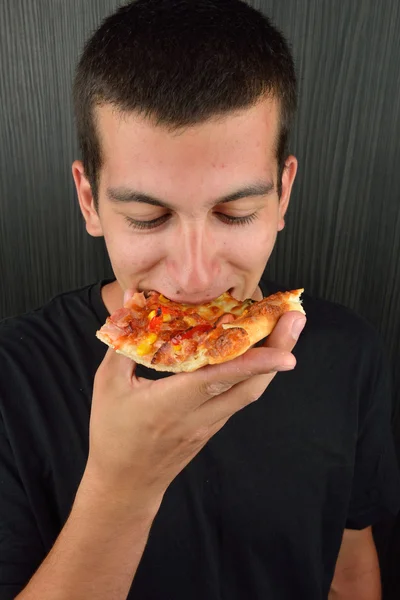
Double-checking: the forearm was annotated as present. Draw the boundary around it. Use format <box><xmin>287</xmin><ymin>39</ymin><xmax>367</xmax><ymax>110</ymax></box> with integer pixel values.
<box><xmin>329</xmin><ymin>526</ymin><xmax>382</xmax><ymax>600</ymax></box>
<box><xmin>328</xmin><ymin>565</ymin><xmax>381</xmax><ymax>600</ymax></box>
<box><xmin>16</xmin><ymin>474</ymin><xmax>162</xmax><ymax>600</ymax></box>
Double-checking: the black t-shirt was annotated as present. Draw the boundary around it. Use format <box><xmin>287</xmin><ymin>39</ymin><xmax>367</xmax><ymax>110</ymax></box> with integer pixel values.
<box><xmin>0</xmin><ymin>279</ymin><xmax>399</xmax><ymax>600</ymax></box>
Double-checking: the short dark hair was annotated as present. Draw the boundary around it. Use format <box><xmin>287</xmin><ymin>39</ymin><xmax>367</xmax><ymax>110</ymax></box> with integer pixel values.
<box><xmin>73</xmin><ymin>0</ymin><xmax>297</xmax><ymax>203</ymax></box>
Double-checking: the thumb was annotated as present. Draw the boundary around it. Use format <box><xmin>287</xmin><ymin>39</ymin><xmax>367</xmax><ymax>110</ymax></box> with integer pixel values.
<box><xmin>264</xmin><ymin>310</ymin><xmax>306</xmax><ymax>352</ymax></box>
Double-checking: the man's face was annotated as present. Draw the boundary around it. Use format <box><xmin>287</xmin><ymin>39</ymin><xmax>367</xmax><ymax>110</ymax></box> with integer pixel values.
<box><xmin>73</xmin><ymin>98</ymin><xmax>297</xmax><ymax>307</ymax></box>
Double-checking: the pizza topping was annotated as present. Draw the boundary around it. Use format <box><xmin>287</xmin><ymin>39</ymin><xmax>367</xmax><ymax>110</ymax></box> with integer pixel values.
<box><xmin>96</xmin><ymin>288</ymin><xmax>305</xmax><ymax>372</ymax></box>
<box><xmin>215</xmin><ymin>313</ymin><xmax>236</xmax><ymax>327</ymax></box>
<box><xmin>125</xmin><ymin>292</ymin><xmax>146</xmax><ymax>309</ymax></box>
<box><xmin>110</xmin><ymin>308</ymin><xmax>134</xmax><ymax>329</ymax></box>
<box><xmin>148</xmin><ymin>306</ymin><xmax>179</xmax><ymax>332</ymax></box>
<box><xmin>171</xmin><ymin>323</ymin><xmax>213</xmax><ymax>344</ymax></box>
<box><xmin>99</xmin><ymin>321</ymin><xmax>128</xmax><ymax>341</ymax></box>
<box><xmin>136</xmin><ymin>333</ymin><xmax>158</xmax><ymax>356</ymax></box>
<box><xmin>151</xmin><ymin>336</ymin><xmax>201</xmax><ymax>366</ymax></box>
<box><xmin>230</xmin><ymin>298</ymin><xmax>255</xmax><ymax>315</ymax></box>
<box><xmin>183</xmin><ymin>315</ymin><xmax>201</xmax><ymax>327</ymax></box>
<box><xmin>148</xmin><ymin>307</ymin><xmax>163</xmax><ymax>332</ymax></box>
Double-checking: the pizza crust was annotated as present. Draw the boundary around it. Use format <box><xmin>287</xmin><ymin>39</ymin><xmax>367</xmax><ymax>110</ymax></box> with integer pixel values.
<box><xmin>219</xmin><ymin>289</ymin><xmax>305</xmax><ymax>345</ymax></box>
<box><xmin>96</xmin><ymin>330</ymin><xmax>210</xmax><ymax>373</ymax></box>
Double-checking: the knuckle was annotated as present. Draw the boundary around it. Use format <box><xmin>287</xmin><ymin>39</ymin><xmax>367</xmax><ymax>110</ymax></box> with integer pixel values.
<box><xmin>241</xmin><ymin>369</ymin><xmax>255</xmax><ymax>379</ymax></box>
<box><xmin>189</xmin><ymin>426</ymin><xmax>210</xmax><ymax>445</ymax></box>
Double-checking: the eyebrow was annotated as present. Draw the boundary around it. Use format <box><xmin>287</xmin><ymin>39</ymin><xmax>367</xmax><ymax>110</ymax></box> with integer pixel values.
<box><xmin>106</xmin><ymin>180</ymin><xmax>275</xmax><ymax>210</ymax></box>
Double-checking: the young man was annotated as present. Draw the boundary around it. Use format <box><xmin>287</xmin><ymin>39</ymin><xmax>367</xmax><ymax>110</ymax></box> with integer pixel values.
<box><xmin>1</xmin><ymin>1</ymin><xmax>399</xmax><ymax>599</ymax></box>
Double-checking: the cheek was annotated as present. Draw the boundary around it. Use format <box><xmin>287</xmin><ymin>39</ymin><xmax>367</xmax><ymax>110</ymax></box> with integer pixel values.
<box><xmin>226</xmin><ymin>224</ymin><xmax>278</xmax><ymax>269</ymax></box>
<box><xmin>103</xmin><ymin>227</ymin><xmax>164</xmax><ymax>275</ymax></box>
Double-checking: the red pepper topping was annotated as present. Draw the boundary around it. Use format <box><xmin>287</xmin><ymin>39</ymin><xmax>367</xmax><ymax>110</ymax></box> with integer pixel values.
<box><xmin>149</xmin><ymin>308</ymin><xmax>163</xmax><ymax>332</ymax></box>
<box><xmin>171</xmin><ymin>323</ymin><xmax>213</xmax><ymax>344</ymax></box>
<box><xmin>148</xmin><ymin>306</ymin><xmax>180</xmax><ymax>332</ymax></box>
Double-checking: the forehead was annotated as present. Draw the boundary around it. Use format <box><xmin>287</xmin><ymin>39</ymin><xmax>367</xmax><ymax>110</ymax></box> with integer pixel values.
<box><xmin>95</xmin><ymin>98</ymin><xmax>280</xmax><ymax>191</ymax></box>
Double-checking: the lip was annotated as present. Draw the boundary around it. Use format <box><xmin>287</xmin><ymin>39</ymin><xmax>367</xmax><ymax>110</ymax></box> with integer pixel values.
<box><xmin>140</xmin><ymin>287</ymin><xmax>236</xmax><ymax>304</ymax></box>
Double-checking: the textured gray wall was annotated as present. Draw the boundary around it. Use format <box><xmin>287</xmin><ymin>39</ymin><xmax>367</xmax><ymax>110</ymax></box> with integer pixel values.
<box><xmin>1</xmin><ymin>0</ymin><xmax>400</xmax><ymax>595</ymax></box>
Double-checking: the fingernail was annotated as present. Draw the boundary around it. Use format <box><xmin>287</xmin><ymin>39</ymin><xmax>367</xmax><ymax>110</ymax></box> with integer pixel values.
<box><xmin>276</xmin><ymin>362</ymin><xmax>295</xmax><ymax>371</ymax></box>
<box><xmin>292</xmin><ymin>317</ymin><xmax>306</xmax><ymax>341</ymax></box>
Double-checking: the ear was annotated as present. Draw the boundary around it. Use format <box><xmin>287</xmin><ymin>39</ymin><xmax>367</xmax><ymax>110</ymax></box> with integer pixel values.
<box><xmin>277</xmin><ymin>155</ymin><xmax>298</xmax><ymax>232</ymax></box>
<box><xmin>72</xmin><ymin>161</ymin><xmax>104</xmax><ymax>237</ymax></box>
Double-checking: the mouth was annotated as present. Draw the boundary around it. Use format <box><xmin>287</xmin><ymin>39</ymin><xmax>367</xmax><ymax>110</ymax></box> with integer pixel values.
<box><xmin>140</xmin><ymin>287</ymin><xmax>236</xmax><ymax>304</ymax></box>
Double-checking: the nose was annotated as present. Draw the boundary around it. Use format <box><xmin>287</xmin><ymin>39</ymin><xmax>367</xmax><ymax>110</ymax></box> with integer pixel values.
<box><xmin>166</xmin><ymin>221</ymin><xmax>221</xmax><ymax>296</ymax></box>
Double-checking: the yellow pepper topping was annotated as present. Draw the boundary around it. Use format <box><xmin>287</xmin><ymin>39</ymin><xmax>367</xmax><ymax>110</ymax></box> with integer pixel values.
<box><xmin>184</xmin><ymin>316</ymin><xmax>198</xmax><ymax>327</ymax></box>
<box><xmin>136</xmin><ymin>333</ymin><xmax>158</xmax><ymax>356</ymax></box>
<box><xmin>148</xmin><ymin>310</ymin><xmax>156</xmax><ymax>320</ymax></box>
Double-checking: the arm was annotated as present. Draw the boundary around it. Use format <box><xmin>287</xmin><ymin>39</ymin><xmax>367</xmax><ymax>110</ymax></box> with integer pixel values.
<box><xmin>328</xmin><ymin>527</ymin><xmax>381</xmax><ymax>600</ymax></box>
<box><xmin>15</xmin><ymin>476</ymin><xmax>160</xmax><ymax>600</ymax></box>
<box><xmin>15</xmin><ymin>473</ymin><xmax>161</xmax><ymax>600</ymax></box>
<box><xmin>14</xmin><ymin>311</ymin><xmax>303</xmax><ymax>600</ymax></box>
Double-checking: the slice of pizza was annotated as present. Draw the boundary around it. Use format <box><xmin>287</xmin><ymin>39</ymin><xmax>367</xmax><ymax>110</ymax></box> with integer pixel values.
<box><xmin>96</xmin><ymin>288</ymin><xmax>305</xmax><ymax>373</ymax></box>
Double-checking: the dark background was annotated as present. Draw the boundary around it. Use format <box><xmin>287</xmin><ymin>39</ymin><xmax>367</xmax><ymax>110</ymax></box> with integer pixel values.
<box><xmin>1</xmin><ymin>0</ymin><xmax>399</xmax><ymax>596</ymax></box>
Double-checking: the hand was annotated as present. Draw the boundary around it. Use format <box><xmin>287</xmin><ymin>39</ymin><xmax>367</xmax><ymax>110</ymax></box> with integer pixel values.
<box><xmin>84</xmin><ymin>308</ymin><xmax>306</xmax><ymax>509</ymax></box>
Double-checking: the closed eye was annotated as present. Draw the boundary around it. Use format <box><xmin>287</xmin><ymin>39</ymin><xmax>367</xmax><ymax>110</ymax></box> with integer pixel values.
<box><xmin>124</xmin><ymin>212</ymin><xmax>259</xmax><ymax>231</ymax></box>
<box><xmin>125</xmin><ymin>214</ymin><xmax>170</xmax><ymax>230</ymax></box>
<box><xmin>216</xmin><ymin>212</ymin><xmax>259</xmax><ymax>226</ymax></box>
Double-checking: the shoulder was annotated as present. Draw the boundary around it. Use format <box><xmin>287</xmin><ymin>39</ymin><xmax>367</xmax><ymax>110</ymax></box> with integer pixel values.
<box><xmin>0</xmin><ymin>281</ymin><xmax>108</xmax><ymax>421</ymax></box>
<box><xmin>0</xmin><ymin>281</ymin><xmax>102</xmax><ymax>356</ymax></box>
<box><xmin>303</xmin><ymin>291</ymin><xmax>381</xmax><ymax>347</ymax></box>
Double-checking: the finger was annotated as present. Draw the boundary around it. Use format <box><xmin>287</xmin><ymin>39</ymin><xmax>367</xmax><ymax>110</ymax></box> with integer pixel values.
<box><xmin>197</xmin><ymin>350</ymin><xmax>290</xmax><ymax>426</ymax></box>
<box><xmin>264</xmin><ymin>310</ymin><xmax>306</xmax><ymax>352</ymax></box>
<box><xmin>193</xmin><ymin>313</ymin><xmax>306</xmax><ymax>424</ymax></box>
<box><xmin>190</xmin><ymin>311</ymin><xmax>305</xmax><ymax>401</ymax></box>
<box><xmin>198</xmin><ymin>368</ymin><xmax>277</xmax><ymax>425</ymax></box>
<box><xmin>159</xmin><ymin>344</ymin><xmax>296</xmax><ymax>413</ymax></box>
